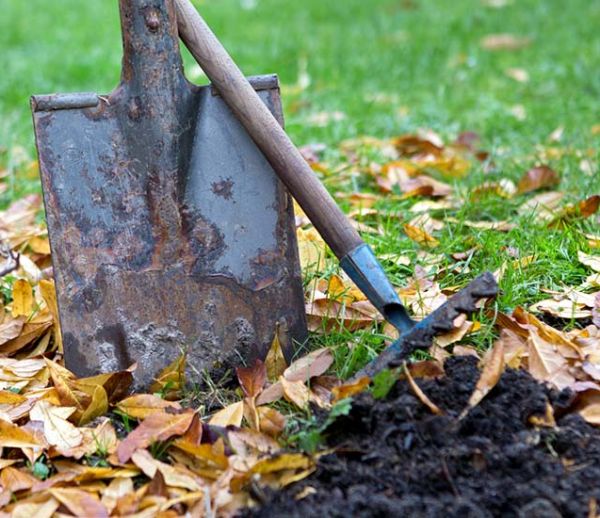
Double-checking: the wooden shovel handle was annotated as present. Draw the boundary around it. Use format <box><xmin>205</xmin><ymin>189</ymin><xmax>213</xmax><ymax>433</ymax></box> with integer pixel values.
<box><xmin>175</xmin><ymin>0</ymin><xmax>363</xmax><ymax>259</ymax></box>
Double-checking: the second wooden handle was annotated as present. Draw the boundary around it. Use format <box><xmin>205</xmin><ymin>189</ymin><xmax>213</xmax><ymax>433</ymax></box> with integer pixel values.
<box><xmin>174</xmin><ymin>0</ymin><xmax>363</xmax><ymax>259</ymax></box>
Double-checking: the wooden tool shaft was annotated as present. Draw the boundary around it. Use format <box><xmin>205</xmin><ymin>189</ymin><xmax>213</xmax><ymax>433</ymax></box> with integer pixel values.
<box><xmin>175</xmin><ymin>0</ymin><xmax>363</xmax><ymax>259</ymax></box>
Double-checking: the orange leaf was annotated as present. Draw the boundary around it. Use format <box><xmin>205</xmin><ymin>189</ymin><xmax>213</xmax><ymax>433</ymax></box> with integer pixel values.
<box><xmin>517</xmin><ymin>165</ymin><xmax>560</xmax><ymax>194</ymax></box>
<box><xmin>237</xmin><ymin>359</ymin><xmax>267</xmax><ymax>398</ymax></box>
<box><xmin>117</xmin><ymin>410</ymin><xmax>195</xmax><ymax>463</ymax></box>
<box><xmin>331</xmin><ymin>376</ymin><xmax>370</xmax><ymax>402</ymax></box>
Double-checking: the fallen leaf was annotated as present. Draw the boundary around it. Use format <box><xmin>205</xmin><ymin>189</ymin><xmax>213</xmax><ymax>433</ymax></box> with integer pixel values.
<box><xmin>481</xmin><ymin>33</ymin><xmax>531</xmax><ymax>51</ymax></box>
<box><xmin>11</xmin><ymin>279</ymin><xmax>33</xmax><ymax>318</ymax></box>
<box><xmin>237</xmin><ymin>359</ymin><xmax>267</xmax><ymax>399</ymax></box>
<box><xmin>579</xmin><ymin>251</ymin><xmax>600</xmax><ymax>273</ymax></box>
<box><xmin>78</xmin><ymin>384</ymin><xmax>108</xmax><ymax>425</ymax></box>
<box><xmin>404</xmin><ymin>363</ymin><xmax>443</xmax><ymax>415</ymax></box>
<box><xmin>460</xmin><ymin>339</ymin><xmax>505</xmax><ymax>418</ymax></box>
<box><xmin>30</xmin><ymin>400</ymin><xmax>82</xmax><ymax>450</ymax></box>
<box><xmin>0</xmin><ymin>418</ymin><xmax>42</xmax><ymax>448</ymax></box>
<box><xmin>50</xmin><ymin>487</ymin><xmax>108</xmax><ymax>518</ymax></box>
<box><xmin>528</xmin><ymin>332</ymin><xmax>575</xmax><ymax>390</ymax></box>
<box><xmin>505</xmin><ymin>67</ymin><xmax>529</xmax><ymax>83</ymax></box>
<box><xmin>296</xmin><ymin>227</ymin><xmax>327</xmax><ymax>272</ymax></box>
<box><xmin>116</xmin><ymin>394</ymin><xmax>181</xmax><ymax>420</ymax></box>
<box><xmin>280</xmin><ymin>377</ymin><xmax>310</xmax><ymax>408</ymax></box>
<box><xmin>117</xmin><ymin>410</ymin><xmax>195</xmax><ymax>463</ymax></box>
<box><xmin>265</xmin><ymin>326</ymin><xmax>288</xmax><ymax>382</ymax></box>
<box><xmin>39</xmin><ymin>279</ymin><xmax>63</xmax><ymax>353</ymax></box>
<box><xmin>331</xmin><ymin>376</ymin><xmax>370</xmax><ymax>402</ymax></box>
<box><xmin>149</xmin><ymin>353</ymin><xmax>186</xmax><ymax>400</ymax></box>
<box><xmin>517</xmin><ymin>165</ymin><xmax>560</xmax><ymax>194</ymax></box>
<box><xmin>209</xmin><ymin>401</ymin><xmax>244</xmax><ymax>428</ymax></box>
<box><xmin>257</xmin><ymin>407</ymin><xmax>287</xmax><ymax>437</ymax></box>
<box><xmin>404</xmin><ymin>224</ymin><xmax>440</xmax><ymax>248</ymax></box>
<box><xmin>284</xmin><ymin>348</ymin><xmax>334</xmax><ymax>382</ymax></box>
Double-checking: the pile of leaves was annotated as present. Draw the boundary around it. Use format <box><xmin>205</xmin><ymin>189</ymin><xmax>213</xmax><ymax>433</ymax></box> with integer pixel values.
<box><xmin>0</xmin><ymin>129</ymin><xmax>597</xmax><ymax>516</ymax></box>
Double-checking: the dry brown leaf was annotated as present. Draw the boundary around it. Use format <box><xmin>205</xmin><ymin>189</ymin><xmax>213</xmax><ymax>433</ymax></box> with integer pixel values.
<box><xmin>528</xmin><ymin>332</ymin><xmax>575</xmax><ymax>390</ymax></box>
<box><xmin>0</xmin><ymin>316</ymin><xmax>25</xmax><ymax>346</ymax></box>
<box><xmin>404</xmin><ymin>363</ymin><xmax>443</xmax><ymax>415</ymax></box>
<box><xmin>460</xmin><ymin>339</ymin><xmax>505</xmax><ymax>418</ymax></box>
<box><xmin>280</xmin><ymin>376</ymin><xmax>310</xmax><ymax>409</ymax></box>
<box><xmin>0</xmin><ymin>466</ymin><xmax>38</xmax><ymax>492</ymax></box>
<box><xmin>518</xmin><ymin>191</ymin><xmax>565</xmax><ymax>220</ymax></box>
<box><xmin>481</xmin><ymin>33</ymin><xmax>531</xmax><ymax>51</ymax></box>
<box><xmin>117</xmin><ymin>410</ymin><xmax>195</xmax><ymax>463</ymax></box>
<box><xmin>50</xmin><ymin>487</ymin><xmax>109</xmax><ymax>517</ymax></box>
<box><xmin>331</xmin><ymin>376</ymin><xmax>370</xmax><ymax>402</ymax></box>
<box><xmin>39</xmin><ymin>279</ymin><xmax>63</xmax><ymax>353</ymax></box>
<box><xmin>116</xmin><ymin>394</ymin><xmax>182</xmax><ymax>420</ymax></box>
<box><xmin>505</xmin><ymin>68</ymin><xmax>529</xmax><ymax>83</ymax></box>
<box><xmin>257</xmin><ymin>407</ymin><xmax>287</xmax><ymax>438</ymax></box>
<box><xmin>30</xmin><ymin>400</ymin><xmax>82</xmax><ymax>450</ymax></box>
<box><xmin>131</xmin><ymin>449</ymin><xmax>202</xmax><ymax>492</ymax></box>
<box><xmin>579</xmin><ymin>251</ymin><xmax>600</xmax><ymax>273</ymax></box>
<box><xmin>517</xmin><ymin>165</ymin><xmax>560</xmax><ymax>194</ymax></box>
<box><xmin>265</xmin><ymin>326</ymin><xmax>288</xmax><ymax>382</ymax></box>
<box><xmin>284</xmin><ymin>347</ymin><xmax>334</xmax><ymax>382</ymax></box>
<box><xmin>209</xmin><ymin>401</ymin><xmax>244</xmax><ymax>428</ymax></box>
<box><xmin>237</xmin><ymin>359</ymin><xmax>267</xmax><ymax>399</ymax></box>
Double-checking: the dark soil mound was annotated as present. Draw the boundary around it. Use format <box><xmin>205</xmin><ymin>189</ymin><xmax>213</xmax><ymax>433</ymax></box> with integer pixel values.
<box><xmin>245</xmin><ymin>357</ymin><xmax>600</xmax><ymax>517</ymax></box>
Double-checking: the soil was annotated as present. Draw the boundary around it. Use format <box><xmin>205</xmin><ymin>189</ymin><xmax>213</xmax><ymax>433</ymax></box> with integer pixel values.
<box><xmin>244</xmin><ymin>357</ymin><xmax>600</xmax><ymax>517</ymax></box>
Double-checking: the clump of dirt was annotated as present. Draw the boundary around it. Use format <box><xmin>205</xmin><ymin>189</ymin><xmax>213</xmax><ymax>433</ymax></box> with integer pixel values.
<box><xmin>245</xmin><ymin>357</ymin><xmax>600</xmax><ymax>517</ymax></box>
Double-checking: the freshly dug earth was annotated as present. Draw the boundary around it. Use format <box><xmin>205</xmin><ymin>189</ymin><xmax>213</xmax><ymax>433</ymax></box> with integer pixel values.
<box><xmin>246</xmin><ymin>357</ymin><xmax>600</xmax><ymax>517</ymax></box>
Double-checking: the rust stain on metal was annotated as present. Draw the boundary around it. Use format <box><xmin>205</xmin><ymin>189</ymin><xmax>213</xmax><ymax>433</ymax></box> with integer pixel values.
<box><xmin>211</xmin><ymin>178</ymin><xmax>234</xmax><ymax>200</ymax></box>
<box><xmin>31</xmin><ymin>0</ymin><xmax>307</xmax><ymax>389</ymax></box>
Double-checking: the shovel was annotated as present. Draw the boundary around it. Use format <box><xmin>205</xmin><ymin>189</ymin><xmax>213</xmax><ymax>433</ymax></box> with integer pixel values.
<box><xmin>174</xmin><ymin>0</ymin><xmax>499</xmax><ymax>378</ymax></box>
<box><xmin>31</xmin><ymin>0</ymin><xmax>307</xmax><ymax>388</ymax></box>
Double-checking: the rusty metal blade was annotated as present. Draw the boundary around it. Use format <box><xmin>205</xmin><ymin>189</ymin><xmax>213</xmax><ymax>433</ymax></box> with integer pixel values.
<box><xmin>31</xmin><ymin>0</ymin><xmax>307</xmax><ymax>388</ymax></box>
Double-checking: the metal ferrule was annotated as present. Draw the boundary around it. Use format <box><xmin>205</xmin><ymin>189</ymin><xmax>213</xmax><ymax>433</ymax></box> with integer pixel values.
<box><xmin>340</xmin><ymin>244</ymin><xmax>414</xmax><ymax>333</ymax></box>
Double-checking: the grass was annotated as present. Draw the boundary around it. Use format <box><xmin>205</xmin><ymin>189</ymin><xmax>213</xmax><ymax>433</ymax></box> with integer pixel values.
<box><xmin>1</xmin><ymin>0</ymin><xmax>599</xmax><ymax>376</ymax></box>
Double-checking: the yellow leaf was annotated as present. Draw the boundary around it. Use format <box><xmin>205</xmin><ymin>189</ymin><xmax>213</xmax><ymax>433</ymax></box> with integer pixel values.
<box><xmin>79</xmin><ymin>385</ymin><xmax>108</xmax><ymax>426</ymax></box>
<box><xmin>39</xmin><ymin>279</ymin><xmax>63</xmax><ymax>354</ymax></box>
<box><xmin>30</xmin><ymin>400</ymin><xmax>82</xmax><ymax>450</ymax></box>
<box><xmin>265</xmin><ymin>326</ymin><xmax>288</xmax><ymax>382</ymax></box>
<box><xmin>403</xmin><ymin>224</ymin><xmax>439</xmax><ymax>248</ymax></box>
<box><xmin>280</xmin><ymin>376</ymin><xmax>310</xmax><ymax>409</ymax></box>
<box><xmin>331</xmin><ymin>376</ymin><xmax>370</xmax><ymax>402</ymax></box>
<box><xmin>0</xmin><ymin>418</ymin><xmax>41</xmax><ymax>448</ymax></box>
<box><xmin>250</xmin><ymin>453</ymin><xmax>313</xmax><ymax>475</ymax></box>
<box><xmin>149</xmin><ymin>353</ymin><xmax>186</xmax><ymax>400</ymax></box>
<box><xmin>131</xmin><ymin>449</ymin><xmax>202</xmax><ymax>491</ymax></box>
<box><xmin>11</xmin><ymin>279</ymin><xmax>33</xmax><ymax>318</ymax></box>
<box><xmin>296</xmin><ymin>227</ymin><xmax>327</xmax><ymax>272</ymax></box>
<box><xmin>459</xmin><ymin>339</ymin><xmax>505</xmax><ymax>418</ymax></box>
<box><xmin>208</xmin><ymin>400</ymin><xmax>244</xmax><ymax>427</ymax></box>
<box><xmin>116</xmin><ymin>394</ymin><xmax>181</xmax><ymax>420</ymax></box>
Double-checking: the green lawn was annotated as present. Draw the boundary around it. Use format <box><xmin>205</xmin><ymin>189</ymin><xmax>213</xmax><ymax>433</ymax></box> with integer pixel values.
<box><xmin>1</xmin><ymin>0</ymin><xmax>599</xmax><ymax>373</ymax></box>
